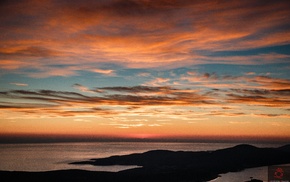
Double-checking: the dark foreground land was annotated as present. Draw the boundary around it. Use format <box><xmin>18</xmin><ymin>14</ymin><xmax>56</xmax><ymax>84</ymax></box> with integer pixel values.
<box><xmin>1</xmin><ymin>144</ymin><xmax>290</xmax><ymax>182</ymax></box>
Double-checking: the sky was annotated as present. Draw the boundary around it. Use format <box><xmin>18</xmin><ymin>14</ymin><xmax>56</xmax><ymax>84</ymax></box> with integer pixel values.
<box><xmin>0</xmin><ymin>0</ymin><xmax>290</xmax><ymax>142</ymax></box>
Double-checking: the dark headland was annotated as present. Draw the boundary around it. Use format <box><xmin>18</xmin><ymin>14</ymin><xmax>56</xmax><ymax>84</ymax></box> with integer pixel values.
<box><xmin>1</xmin><ymin>144</ymin><xmax>290</xmax><ymax>182</ymax></box>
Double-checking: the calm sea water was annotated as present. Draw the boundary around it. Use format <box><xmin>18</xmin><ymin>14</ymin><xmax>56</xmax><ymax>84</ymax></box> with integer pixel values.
<box><xmin>0</xmin><ymin>142</ymin><xmax>288</xmax><ymax>181</ymax></box>
<box><xmin>209</xmin><ymin>166</ymin><xmax>268</xmax><ymax>182</ymax></box>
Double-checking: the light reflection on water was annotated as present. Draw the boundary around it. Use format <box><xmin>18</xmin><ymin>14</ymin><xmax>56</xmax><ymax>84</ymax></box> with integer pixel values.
<box><xmin>0</xmin><ymin>142</ymin><xmax>287</xmax><ymax>172</ymax></box>
<box><xmin>209</xmin><ymin>163</ymin><xmax>290</xmax><ymax>182</ymax></box>
<box><xmin>208</xmin><ymin>166</ymin><xmax>268</xmax><ymax>182</ymax></box>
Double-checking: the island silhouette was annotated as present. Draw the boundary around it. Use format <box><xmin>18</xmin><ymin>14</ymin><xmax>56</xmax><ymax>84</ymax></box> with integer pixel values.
<box><xmin>1</xmin><ymin>144</ymin><xmax>290</xmax><ymax>182</ymax></box>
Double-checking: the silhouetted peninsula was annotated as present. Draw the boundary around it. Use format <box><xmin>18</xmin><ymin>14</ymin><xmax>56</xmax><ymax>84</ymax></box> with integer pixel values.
<box><xmin>1</xmin><ymin>144</ymin><xmax>290</xmax><ymax>182</ymax></box>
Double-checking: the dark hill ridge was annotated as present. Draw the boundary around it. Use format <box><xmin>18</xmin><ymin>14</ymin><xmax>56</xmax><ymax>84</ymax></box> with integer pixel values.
<box><xmin>70</xmin><ymin>144</ymin><xmax>290</xmax><ymax>181</ymax></box>
<box><xmin>1</xmin><ymin>144</ymin><xmax>290</xmax><ymax>182</ymax></box>
<box><xmin>72</xmin><ymin>144</ymin><xmax>290</xmax><ymax>169</ymax></box>
<box><xmin>278</xmin><ymin>144</ymin><xmax>290</xmax><ymax>152</ymax></box>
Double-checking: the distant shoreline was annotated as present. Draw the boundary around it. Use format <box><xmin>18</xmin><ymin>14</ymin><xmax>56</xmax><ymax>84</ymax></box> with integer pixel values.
<box><xmin>1</xmin><ymin>144</ymin><xmax>290</xmax><ymax>182</ymax></box>
<box><xmin>1</xmin><ymin>133</ymin><xmax>290</xmax><ymax>144</ymax></box>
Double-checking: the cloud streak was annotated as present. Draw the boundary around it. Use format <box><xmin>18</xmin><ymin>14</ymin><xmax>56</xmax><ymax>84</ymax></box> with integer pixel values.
<box><xmin>1</xmin><ymin>0</ymin><xmax>290</xmax><ymax>76</ymax></box>
<box><xmin>10</xmin><ymin>83</ymin><xmax>28</xmax><ymax>87</ymax></box>
<box><xmin>1</xmin><ymin>75</ymin><xmax>289</xmax><ymax>120</ymax></box>
<box><xmin>0</xmin><ymin>85</ymin><xmax>215</xmax><ymax>121</ymax></box>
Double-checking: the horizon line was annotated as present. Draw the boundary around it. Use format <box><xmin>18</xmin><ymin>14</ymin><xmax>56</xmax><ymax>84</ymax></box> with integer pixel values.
<box><xmin>0</xmin><ymin>133</ymin><xmax>289</xmax><ymax>144</ymax></box>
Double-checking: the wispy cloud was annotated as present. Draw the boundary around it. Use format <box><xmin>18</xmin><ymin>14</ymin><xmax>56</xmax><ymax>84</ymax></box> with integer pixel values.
<box><xmin>0</xmin><ymin>85</ymin><xmax>216</xmax><ymax>119</ymax></box>
<box><xmin>98</xmin><ymin>86</ymin><xmax>173</xmax><ymax>94</ymax></box>
<box><xmin>248</xmin><ymin>76</ymin><xmax>290</xmax><ymax>90</ymax></box>
<box><xmin>10</xmin><ymin>82</ymin><xmax>28</xmax><ymax>87</ymax></box>
<box><xmin>92</xmin><ymin>69</ymin><xmax>115</xmax><ymax>75</ymax></box>
<box><xmin>72</xmin><ymin>84</ymin><xmax>94</xmax><ymax>93</ymax></box>
<box><xmin>178</xmin><ymin>71</ymin><xmax>290</xmax><ymax>91</ymax></box>
<box><xmin>1</xmin><ymin>0</ymin><xmax>290</xmax><ymax>76</ymax></box>
<box><xmin>1</xmin><ymin>75</ymin><xmax>289</xmax><ymax>120</ymax></box>
<box><xmin>254</xmin><ymin>114</ymin><xmax>290</xmax><ymax>118</ymax></box>
<box><xmin>227</xmin><ymin>91</ymin><xmax>290</xmax><ymax>108</ymax></box>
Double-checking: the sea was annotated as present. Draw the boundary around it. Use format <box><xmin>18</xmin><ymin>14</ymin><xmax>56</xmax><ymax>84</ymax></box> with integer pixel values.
<box><xmin>0</xmin><ymin>141</ymin><xmax>288</xmax><ymax>182</ymax></box>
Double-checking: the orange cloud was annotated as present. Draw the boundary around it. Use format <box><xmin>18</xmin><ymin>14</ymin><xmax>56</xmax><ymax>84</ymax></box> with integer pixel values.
<box><xmin>1</xmin><ymin>0</ymin><xmax>290</xmax><ymax>74</ymax></box>
<box><xmin>249</xmin><ymin>76</ymin><xmax>290</xmax><ymax>90</ymax></box>
<box><xmin>232</xmin><ymin>90</ymin><xmax>288</xmax><ymax>110</ymax></box>
<box><xmin>0</xmin><ymin>86</ymin><xmax>217</xmax><ymax>120</ymax></box>
<box><xmin>2</xmin><ymin>79</ymin><xmax>289</xmax><ymax>122</ymax></box>
<box><xmin>254</xmin><ymin>114</ymin><xmax>290</xmax><ymax>118</ymax></box>
<box><xmin>0</xmin><ymin>60</ymin><xmax>33</xmax><ymax>70</ymax></box>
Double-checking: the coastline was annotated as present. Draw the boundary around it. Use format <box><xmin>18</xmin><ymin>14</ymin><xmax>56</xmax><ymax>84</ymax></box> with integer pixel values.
<box><xmin>1</xmin><ymin>144</ymin><xmax>290</xmax><ymax>182</ymax></box>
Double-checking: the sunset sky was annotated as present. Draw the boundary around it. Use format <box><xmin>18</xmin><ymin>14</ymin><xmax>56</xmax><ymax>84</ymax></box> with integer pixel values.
<box><xmin>0</xmin><ymin>0</ymin><xmax>290</xmax><ymax>142</ymax></box>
